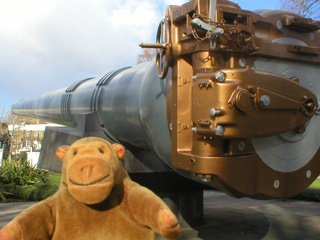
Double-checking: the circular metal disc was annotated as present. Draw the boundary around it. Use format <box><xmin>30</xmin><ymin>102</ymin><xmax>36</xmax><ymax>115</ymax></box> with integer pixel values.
<box><xmin>252</xmin><ymin>56</ymin><xmax>320</xmax><ymax>173</ymax></box>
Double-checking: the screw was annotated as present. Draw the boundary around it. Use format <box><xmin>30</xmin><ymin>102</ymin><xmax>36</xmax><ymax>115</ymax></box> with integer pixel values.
<box><xmin>169</xmin><ymin>123</ymin><xmax>172</xmax><ymax>130</ymax></box>
<box><xmin>239</xmin><ymin>58</ymin><xmax>246</xmax><ymax>67</ymax></box>
<box><xmin>215</xmin><ymin>125</ymin><xmax>225</xmax><ymax>136</ymax></box>
<box><xmin>192</xmin><ymin>127</ymin><xmax>197</xmax><ymax>132</ymax></box>
<box><xmin>259</xmin><ymin>95</ymin><xmax>271</xmax><ymax>107</ymax></box>
<box><xmin>192</xmin><ymin>75</ymin><xmax>198</xmax><ymax>81</ymax></box>
<box><xmin>216</xmin><ymin>71</ymin><xmax>226</xmax><ymax>82</ymax></box>
<box><xmin>274</xmin><ymin>180</ymin><xmax>280</xmax><ymax>189</ymax></box>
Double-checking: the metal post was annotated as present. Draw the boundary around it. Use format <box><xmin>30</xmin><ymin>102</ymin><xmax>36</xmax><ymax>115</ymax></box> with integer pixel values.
<box><xmin>209</xmin><ymin>0</ymin><xmax>217</xmax><ymax>21</ymax></box>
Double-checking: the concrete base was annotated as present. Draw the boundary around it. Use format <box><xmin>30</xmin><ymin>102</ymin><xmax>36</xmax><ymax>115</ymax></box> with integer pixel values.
<box><xmin>131</xmin><ymin>172</ymin><xmax>207</xmax><ymax>227</ymax></box>
<box><xmin>39</xmin><ymin>112</ymin><xmax>171</xmax><ymax>173</ymax></box>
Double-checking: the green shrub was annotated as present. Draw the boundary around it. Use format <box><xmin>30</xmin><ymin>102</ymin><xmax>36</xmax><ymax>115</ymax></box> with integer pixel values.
<box><xmin>20</xmin><ymin>152</ymin><xmax>27</xmax><ymax>163</ymax></box>
<box><xmin>0</xmin><ymin>182</ymin><xmax>12</xmax><ymax>201</ymax></box>
<box><xmin>0</xmin><ymin>161</ymin><xmax>58</xmax><ymax>202</ymax></box>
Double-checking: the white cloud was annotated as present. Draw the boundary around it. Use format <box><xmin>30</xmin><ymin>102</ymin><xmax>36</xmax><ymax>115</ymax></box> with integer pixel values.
<box><xmin>0</xmin><ymin>0</ymin><xmax>167</xmax><ymax>109</ymax></box>
<box><xmin>165</xmin><ymin>0</ymin><xmax>190</xmax><ymax>6</ymax></box>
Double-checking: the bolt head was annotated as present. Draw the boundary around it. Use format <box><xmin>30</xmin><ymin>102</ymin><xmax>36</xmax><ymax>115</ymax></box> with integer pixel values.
<box><xmin>201</xmin><ymin>177</ymin><xmax>211</xmax><ymax>183</ymax></box>
<box><xmin>215</xmin><ymin>125</ymin><xmax>225</xmax><ymax>136</ymax></box>
<box><xmin>238</xmin><ymin>142</ymin><xmax>245</xmax><ymax>151</ymax></box>
<box><xmin>210</xmin><ymin>108</ymin><xmax>217</xmax><ymax>117</ymax></box>
<box><xmin>239</xmin><ymin>58</ymin><xmax>246</xmax><ymax>67</ymax></box>
<box><xmin>217</xmin><ymin>28</ymin><xmax>224</xmax><ymax>34</ymax></box>
<box><xmin>277</xmin><ymin>21</ymin><xmax>282</xmax><ymax>30</ymax></box>
<box><xmin>259</xmin><ymin>95</ymin><xmax>271</xmax><ymax>107</ymax></box>
<box><xmin>310</xmin><ymin>33</ymin><xmax>315</xmax><ymax>41</ymax></box>
<box><xmin>306</xmin><ymin>170</ymin><xmax>311</xmax><ymax>179</ymax></box>
<box><xmin>216</xmin><ymin>71</ymin><xmax>226</xmax><ymax>82</ymax></box>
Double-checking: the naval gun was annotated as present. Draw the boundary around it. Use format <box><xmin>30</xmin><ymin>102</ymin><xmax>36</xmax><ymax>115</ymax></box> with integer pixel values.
<box><xmin>13</xmin><ymin>0</ymin><xmax>320</xmax><ymax>200</ymax></box>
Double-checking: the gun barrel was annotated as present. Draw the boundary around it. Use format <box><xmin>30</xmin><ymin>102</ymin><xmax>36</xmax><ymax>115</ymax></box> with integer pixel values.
<box><xmin>13</xmin><ymin>60</ymin><xmax>171</xmax><ymax>153</ymax></box>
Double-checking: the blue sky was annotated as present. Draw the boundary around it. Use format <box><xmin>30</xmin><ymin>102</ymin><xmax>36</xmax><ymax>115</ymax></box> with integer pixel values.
<box><xmin>231</xmin><ymin>0</ymin><xmax>280</xmax><ymax>11</ymax></box>
<box><xmin>0</xmin><ymin>0</ymin><xmax>281</xmax><ymax>112</ymax></box>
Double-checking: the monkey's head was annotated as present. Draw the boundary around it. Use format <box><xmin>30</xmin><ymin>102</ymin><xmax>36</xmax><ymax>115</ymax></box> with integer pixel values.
<box><xmin>56</xmin><ymin>137</ymin><xmax>125</xmax><ymax>205</ymax></box>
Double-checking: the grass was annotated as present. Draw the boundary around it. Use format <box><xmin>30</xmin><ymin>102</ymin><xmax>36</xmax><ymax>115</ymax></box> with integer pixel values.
<box><xmin>309</xmin><ymin>179</ymin><xmax>320</xmax><ymax>190</ymax></box>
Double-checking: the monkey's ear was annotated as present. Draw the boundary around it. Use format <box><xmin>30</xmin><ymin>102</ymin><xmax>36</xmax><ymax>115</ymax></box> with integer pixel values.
<box><xmin>112</xmin><ymin>144</ymin><xmax>125</xmax><ymax>160</ymax></box>
<box><xmin>56</xmin><ymin>145</ymin><xmax>70</xmax><ymax>161</ymax></box>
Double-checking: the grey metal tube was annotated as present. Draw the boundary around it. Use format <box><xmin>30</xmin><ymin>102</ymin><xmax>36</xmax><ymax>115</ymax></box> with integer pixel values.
<box><xmin>12</xmin><ymin>59</ymin><xmax>172</xmax><ymax>157</ymax></box>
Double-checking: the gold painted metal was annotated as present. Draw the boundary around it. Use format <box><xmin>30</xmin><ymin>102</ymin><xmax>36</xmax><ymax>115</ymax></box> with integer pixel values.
<box><xmin>142</xmin><ymin>0</ymin><xmax>320</xmax><ymax>198</ymax></box>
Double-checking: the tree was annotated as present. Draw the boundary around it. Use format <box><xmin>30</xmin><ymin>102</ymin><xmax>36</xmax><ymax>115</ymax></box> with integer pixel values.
<box><xmin>0</xmin><ymin>107</ymin><xmax>10</xmax><ymax>162</ymax></box>
<box><xmin>280</xmin><ymin>0</ymin><xmax>320</xmax><ymax>20</ymax></box>
<box><xmin>137</xmin><ymin>48</ymin><xmax>157</xmax><ymax>64</ymax></box>
<box><xmin>5</xmin><ymin>111</ymin><xmax>26</xmax><ymax>161</ymax></box>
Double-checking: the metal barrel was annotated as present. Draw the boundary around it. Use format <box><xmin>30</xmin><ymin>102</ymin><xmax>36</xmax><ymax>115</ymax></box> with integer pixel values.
<box><xmin>12</xmin><ymin>59</ymin><xmax>173</xmax><ymax>165</ymax></box>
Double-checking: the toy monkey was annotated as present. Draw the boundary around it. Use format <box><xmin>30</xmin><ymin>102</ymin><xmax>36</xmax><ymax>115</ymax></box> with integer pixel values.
<box><xmin>0</xmin><ymin>137</ymin><xmax>181</xmax><ymax>240</ymax></box>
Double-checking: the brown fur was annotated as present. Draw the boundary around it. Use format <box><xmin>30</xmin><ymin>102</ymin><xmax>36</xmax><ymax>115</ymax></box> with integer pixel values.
<box><xmin>0</xmin><ymin>137</ymin><xmax>181</xmax><ymax>240</ymax></box>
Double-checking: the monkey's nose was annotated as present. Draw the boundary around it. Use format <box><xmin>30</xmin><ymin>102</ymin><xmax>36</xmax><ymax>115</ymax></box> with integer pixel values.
<box><xmin>81</xmin><ymin>166</ymin><xmax>93</xmax><ymax>179</ymax></box>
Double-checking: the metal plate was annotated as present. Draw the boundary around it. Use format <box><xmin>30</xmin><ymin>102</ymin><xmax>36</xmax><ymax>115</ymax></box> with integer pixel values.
<box><xmin>252</xmin><ymin>57</ymin><xmax>320</xmax><ymax>173</ymax></box>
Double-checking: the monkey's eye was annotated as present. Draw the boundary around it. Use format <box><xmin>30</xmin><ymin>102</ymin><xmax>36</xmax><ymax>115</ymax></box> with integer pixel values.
<box><xmin>73</xmin><ymin>151</ymin><xmax>77</xmax><ymax>156</ymax></box>
<box><xmin>99</xmin><ymin>148</ymin><xmax>104</xmax><ymax>154</ymax></box>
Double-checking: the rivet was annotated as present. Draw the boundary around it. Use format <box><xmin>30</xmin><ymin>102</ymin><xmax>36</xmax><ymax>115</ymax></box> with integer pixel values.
<box><xmin>274</xmin><ymin>180</ymin><xmax>280</xmax><ymax>189</ymax></box>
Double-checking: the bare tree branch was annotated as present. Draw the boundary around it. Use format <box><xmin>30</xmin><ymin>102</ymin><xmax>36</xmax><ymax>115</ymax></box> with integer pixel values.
<box><xmin>280</xmin><ymin>0</ymin><xmax>320</xmax><ymax>20</ymax></box>
<box><xmin>137</xmin><ymin>48</ymin><xmax>157</xmax><ymax>64</ymax></box>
